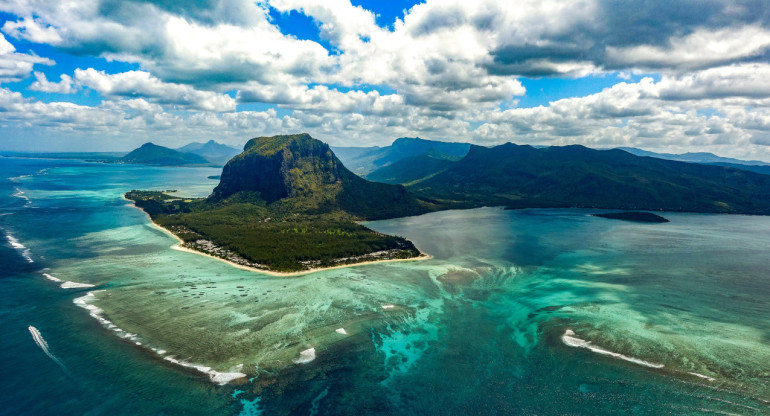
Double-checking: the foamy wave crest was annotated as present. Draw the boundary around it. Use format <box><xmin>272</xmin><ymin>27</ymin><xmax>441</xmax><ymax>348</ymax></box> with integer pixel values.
<box><xmin>6</xmin><ymin>233</ymin><xmax>33</xmax><ymax>263</ymax></box>
<box><xmin>42</xmin><ymin>272</ymin><xmax>94</xmax><ymax>288</ymax></box>
<box><xmin>73</xmin><ymin>291</ymin><xmax>245</xmax><ymax>385</ymax></box>
<box><xmin>561</xmin><ymin>330</ymin><xmax>664</xmax><ymax>369</ymax></box>
<box><xmin>689</xmin><ymin>372</ymin><xmax>717</xmax><ymax>382</ymax></box>
<box><xmin>294</xmin><ymin>348</ymin><xmax>316</xmax><ymax>364</ymax></box>
<box><xmin>60</xmin><ymin>281</ymin><xmax>95</xmax><ymax>289</ymax></box>
<box><xmin>163</xmin><ymin>357</ymin><xmax>247</xmax><ymax>385</ymax></box>
<box><xmin>12</xmin><ymin>187</ymin><xmax>30</xmax><ymax>204</ymax></box>
<box><xmin>28</xmin><ymin>326</ymin><xmax>69</xmax><ymax>374</ymax></box>
<box><xmin>42</xmin><ymin>272</ymin><xmax>63</xmax><ymax>282</ymax></box>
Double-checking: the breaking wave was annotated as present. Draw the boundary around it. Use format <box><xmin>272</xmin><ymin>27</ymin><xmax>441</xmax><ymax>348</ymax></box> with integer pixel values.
<box><xmin>6</xmin><ymin>233</ymin><xmax>33</xmax><ymax>263</ymax></box>
<box><xmin>73</xmin><ymin>290</ymin><xmax>245</xmax><ymax>385</ymax></box>
<box><xmin>561</xmin><ymin>329</ymin><xmax>664</xmax><ymax>369</ymax></box>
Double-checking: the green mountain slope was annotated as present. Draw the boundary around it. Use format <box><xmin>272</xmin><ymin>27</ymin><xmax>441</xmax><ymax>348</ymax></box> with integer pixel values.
<box><xmin>333</xmin><ymin>137</ymin><xmax>470</xmax><ymax>175</ymax></box>
<box><xmin>212</xmin><ymin>133</ymin><xmax>429</xmax><ymax>220</ymax></box>
<box><xmin>122</xmin><ymin>142</ymin><xmax>208</xmax><ymax>165</ymax></box>
<box><xmin>411</xmin><ymin>143</ymin><xmax>770</xmax><ymax>214</ymax></box>
<box><xmin>366</xmin><ymin>153</ymin><xmax>456</xmax><ymax>184</ymax></box>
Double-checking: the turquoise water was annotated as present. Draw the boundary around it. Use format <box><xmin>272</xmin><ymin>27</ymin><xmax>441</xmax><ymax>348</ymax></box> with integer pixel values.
<box><xmin>2</xmin><ymin>156</ymin><xmax>770</xmax><ymax>415</ymax></box>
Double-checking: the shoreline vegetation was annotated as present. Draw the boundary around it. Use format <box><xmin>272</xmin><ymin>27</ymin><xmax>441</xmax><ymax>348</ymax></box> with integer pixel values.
<box><xmin>125</xmin><ymin>191</ymin><xmax>429</xmax><ymax>275</ymax></box>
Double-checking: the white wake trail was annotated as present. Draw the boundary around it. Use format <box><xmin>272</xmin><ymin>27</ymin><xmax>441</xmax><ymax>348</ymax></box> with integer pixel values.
<box><xmin>28</xmin><ymin>326</ymin><xmax>70</xmax><ymax>374</ymax></box>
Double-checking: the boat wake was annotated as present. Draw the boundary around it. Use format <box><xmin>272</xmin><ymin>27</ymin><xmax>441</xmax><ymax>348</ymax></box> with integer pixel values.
<box><xmin>28</xmin><ymin>326</ymin><xmax>70</xmax><ymax>375</ymax></box>
<box><xmin>561</xmin><ymin>329</ymin><xmax>664</xmax><ymax>369</ymax></box>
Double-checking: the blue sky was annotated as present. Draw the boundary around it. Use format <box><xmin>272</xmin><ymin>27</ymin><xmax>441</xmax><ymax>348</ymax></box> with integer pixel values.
<box><xmin>1</xmin><ymin>1</ymin><xmax>770</xmax><ymax>161</ymax></box>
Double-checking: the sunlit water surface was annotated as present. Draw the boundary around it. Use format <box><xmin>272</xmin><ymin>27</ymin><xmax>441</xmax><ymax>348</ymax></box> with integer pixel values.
<box><xmin>1</xmin><ymin>157</ymin><xmax>769</xmax><ymax>415</ymax></box>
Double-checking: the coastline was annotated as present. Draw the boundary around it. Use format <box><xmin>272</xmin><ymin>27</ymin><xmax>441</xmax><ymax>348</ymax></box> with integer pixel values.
<box><xmin>125</xmin><ymin>197</ymin><xmax>431</xmax><ymax>276</ymax></box>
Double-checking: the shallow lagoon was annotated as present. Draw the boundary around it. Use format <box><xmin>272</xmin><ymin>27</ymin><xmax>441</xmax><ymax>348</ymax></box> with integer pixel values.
<box><xmin>2</xmin><ymin>157</ymin><xmax>770</xmax><ymax>415</ymax></box>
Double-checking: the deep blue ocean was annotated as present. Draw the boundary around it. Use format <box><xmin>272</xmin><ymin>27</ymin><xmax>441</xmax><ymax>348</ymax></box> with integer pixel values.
<box><xmin>2</xmin><ymin>156</ymin><xmax>770</xmax><ymax>415</ymax></box>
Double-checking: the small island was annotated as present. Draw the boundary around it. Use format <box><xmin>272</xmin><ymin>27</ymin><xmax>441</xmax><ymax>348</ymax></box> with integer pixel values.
<box><xmin>126</xmin><ymin>134</ymin><xmax>435</xmax><ymax>273</ymax></box>
<box><xmin>593</xmin><ymin>211</ymin><xmax>670</xmax><ymax>223</ymax></box>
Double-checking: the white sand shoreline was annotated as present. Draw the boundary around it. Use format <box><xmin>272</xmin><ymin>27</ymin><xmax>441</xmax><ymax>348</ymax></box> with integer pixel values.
<box><xmin>124</xmin><ymin>196</ymin><xmax>431</xmax><ymax>276</ymax></box>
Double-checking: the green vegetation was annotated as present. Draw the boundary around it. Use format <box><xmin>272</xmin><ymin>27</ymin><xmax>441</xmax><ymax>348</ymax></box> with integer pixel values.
<box><xmin>409</xmin><ymin>143</ymin><xmax>770</xmax><ymax>214</ymax></box>
<box><xmin>126</xmin><ymin>190</ymin><xmax>420</xmax><ymax>272</ymax></box>
<box><xmin>125</xmin><ymin>133</ymin><xmax>430</xmax><ymax>273</ymax></box>
<box><xmin>593</xmin><ymin>211</ymin><xmax>670</xmax><ymax>223</ymax></box>
<box><xmin>366</xmin><ymin>152</ymin><xmax>457</xmax><ymax>185</ymax></box>
<box><xmin>127</xmin><ymin>134</ymin><xmax>770</xmax><ymax>272</ymax></box>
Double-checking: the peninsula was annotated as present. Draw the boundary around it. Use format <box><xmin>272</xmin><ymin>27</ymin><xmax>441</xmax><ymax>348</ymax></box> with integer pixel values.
<box><xmin>126</xmin><ymin>134</ymin><xmax>435</xmax><ymax>273</ymax></box>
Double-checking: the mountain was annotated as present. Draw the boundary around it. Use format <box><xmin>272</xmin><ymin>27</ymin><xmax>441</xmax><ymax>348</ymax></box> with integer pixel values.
<box><xmin>704</xmin><ymin>162</ymin><xmax>770</xmax><ymax>175</ymax></box>
<box><xmin>410</xmin><ymin>143</ymin><xmax>770</xmax><ymax>214</ymax></box>
<box><xmin>618</xmin><ymin>147</ymin><xmax>770</xmax><ymax>166</ymax></box>
<box><xmin>121</xmin><ymin>142</ymin><xmax>209</xmax><ymax>165</ymax></box>
<box><xmin>177</xmin><ymin>140</ymin><xmax>241</xmax><ymax>165</ymax></box>
<box><xmin>128</xmin><ymin>133</ymin><xmax>431</xmax><ymax>272</ymax></box>
<box><xmin>332</xmin><ymin>137</ymin><xmax>471</xmax><ymax>175</ymax></box>
<box><xmin>366</xmin><ymin>152</ymin><xmax>457</xmax><ymax>185</ymax></box>
<box><xmin>211</xmin><ymin>133</ymin><xmax>429</xmax><ymax>220</ymax></box>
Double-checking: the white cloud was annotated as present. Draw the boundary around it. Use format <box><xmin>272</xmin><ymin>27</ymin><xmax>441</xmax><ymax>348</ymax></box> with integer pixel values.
<box><xmin>0</xmin><ymin>32</ymin><xmax>53</xmax><ymax>82</ymax></box>
<box><xmin>29</xmin><ymin>71</ymin><xmax>75</xmax><ymax>94</ymax></box>
<box><xmin>2</xmin><ymin>16</ymin><xmax>62</xmax><ymax>44</ymax></box>
<box><xmin>74</xmin><ymin>68</ymin><xmax>236</xmax><ymax>112</ymax></box>
<box><xmin>1</xmin><ymin>0</ymin><xmax>770</xmax><ymax>161</ymax></box>
<box><xmin>606</xmin><ymin>26</ymin><xmax>770</xmax><ymax>70</ymax></box>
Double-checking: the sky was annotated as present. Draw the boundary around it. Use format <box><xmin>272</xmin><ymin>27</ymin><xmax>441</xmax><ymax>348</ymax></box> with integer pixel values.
<box><xmin>1</xmin><ymin>1</ymin><xmax>770</xmax><ymax>161</ymax></box>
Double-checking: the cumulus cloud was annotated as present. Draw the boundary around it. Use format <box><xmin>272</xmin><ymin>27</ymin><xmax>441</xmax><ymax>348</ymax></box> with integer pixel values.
<box><xmin>606</xmin><ymin>26</ymin><xmax>770</xmax><ymax>70</ymax></box>
<box><xmin>73</xmin><ymin>68</ymin><xmax>236</xmax><ymax>111</ymax></box>
<box><xmin>0</xmin><ymin>33</ymin><xmax>52</xmax><ymax>82</ymax></box>
<box><xmin>29</xmin><ymin>71</ymin><xmax>75</xmax><ymax>94</ymax></box>
<box><xmin>2</xmin><ymin>0</ymin><xmax>770</xmax><ymax>161</ymax></box>
<box><xmin>2</xmin><ymin>17</ymin><xmax>62</xmax><ymax>44</ymax></box>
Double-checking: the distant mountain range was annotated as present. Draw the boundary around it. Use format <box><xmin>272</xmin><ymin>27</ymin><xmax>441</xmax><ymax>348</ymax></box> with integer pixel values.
<box><xmin>407</xmin><ymin>143</ymin><xmax>770</xmax><ymax>214</ymax></box>
<box><xmin>118</xmin><ymin>140</ymin><xmax>241</xmax><ymax>166</ymax></box>
<box><xmin>617</xmin><ymin>147</ymin><xmax>770</xmax><ymax>166</ymax></box>
<box><xmin>332</xmin><ymin>137</ymin><xmax>470</xmax><ymax>176</ymax></box>
<box><xmin>617</xmin><ymin>147</ymin><xmax>770</xmax><ymax>175</ymax></box>
<box><xmin>213</xmin><ymin>134</ymin><xmax>770</xmax><ymax>215</ymax></box>
<box><xmin>177</xmin><ymin>140</ymin><xmax>241</xmax><ymax>165</ymax></box>
<box><xmin>121</xmin><ymin>142</ymin><xmax>209</xmax><ymax>165</ymax></box>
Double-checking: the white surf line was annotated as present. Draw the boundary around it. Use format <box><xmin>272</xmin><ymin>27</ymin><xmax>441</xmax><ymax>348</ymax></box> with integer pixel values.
<box><xmin>28</xmin><ymin>326</ymin><xmax>70</xmax><ymax>374</ymax></box>
<box><xmin>561</xmin><ymin>329</ymin><xmax>665</xmax><ymax>369</ymax></box>
<box><xmin>689</xmin><ymin>372</ymin><xmax>717</xmax><ymax>382</ymax></box>
<box><xmin>6</xmin><ymin>233</ymin><xmax>34</xmax><ymax>263</ymax></box>
<box><xmin>41</xmin><ymin>272</ymin><xmax>95</xmax><ymax>289</ymax></box>
<box><xmin>42</xmin><ymin>272</ymin><xmax>63</xmax><ymax>282</ymax></box>
<box><xmin>60</xmin><ymin>281</ymin><xmax>95</xmax><ymax>289</ymax></box>
<box><xmin>72</xmin><ymin>291</ymin><xmax>245</xmax><ymax>385</ymax></box>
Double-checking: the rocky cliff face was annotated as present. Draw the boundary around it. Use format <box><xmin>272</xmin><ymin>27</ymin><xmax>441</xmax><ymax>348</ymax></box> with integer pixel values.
<box><xmin>210</xmin><ymin>133</ymin><xmax>428</xmax><ymax>219</ymax></box>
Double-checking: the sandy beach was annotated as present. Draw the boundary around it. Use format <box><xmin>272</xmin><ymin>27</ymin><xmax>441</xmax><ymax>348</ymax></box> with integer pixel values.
<box><xmin>126</xmin><ymin>198</ymin><xmax>431</xmax><ymax>276</ymax></box>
